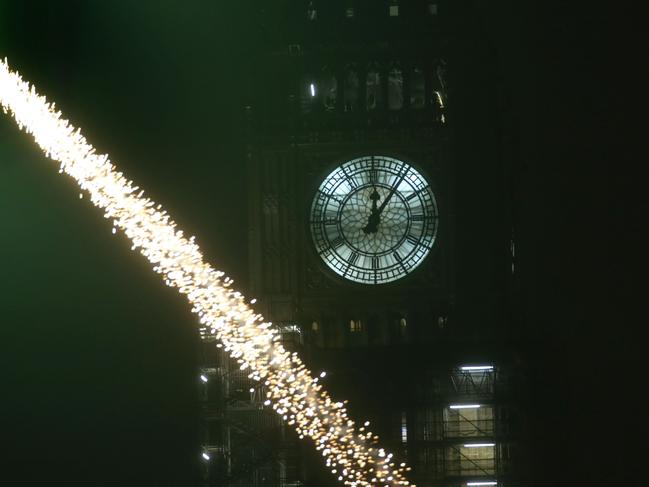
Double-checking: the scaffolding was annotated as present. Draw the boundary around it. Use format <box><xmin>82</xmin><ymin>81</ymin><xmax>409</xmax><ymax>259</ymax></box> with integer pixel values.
<box><xmin>197</xmin><ymin>326</ymin><xmax>304</xmax><ymax>487</ymax></box>
<box><xmin>200</xmin><ymin>317</ymin><xmax>518</xmax><ymax>487</ymax></box>
<box><xmin>409</xmin><ymin>365</ymin><xmax>516</xmax><ymax>487</ymax></box>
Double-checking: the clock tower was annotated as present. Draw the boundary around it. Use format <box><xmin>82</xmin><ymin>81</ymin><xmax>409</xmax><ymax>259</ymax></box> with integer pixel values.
<box><xmin>198</xmin><ymin>2</ymin><xmax>521</xmax><ymax>487</ymax></box>
<box><xmin>246</xmin><ymin>2</ymin><xmax>453</xmax><ymax>347</ymax></box>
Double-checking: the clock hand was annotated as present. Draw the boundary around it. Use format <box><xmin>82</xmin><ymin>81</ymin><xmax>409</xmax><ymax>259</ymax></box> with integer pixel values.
<box><xmin>369</xmin><ymin>187</ymin><xmax>380</xmax><ymax>213</ymax></box>
<box><xmin>362</xmin><ymin>188</ymin><xmax>381</xmax><ymax>234</ymax></box>
<box><xmin>376</xmin><ymin>166</ymin><xmax>408</xmax><ymax>216</ymax></box>
<box><xmin>363</xmin><ymin>167</ymin><xmax>408</xmax><ymax>234</ymax></box>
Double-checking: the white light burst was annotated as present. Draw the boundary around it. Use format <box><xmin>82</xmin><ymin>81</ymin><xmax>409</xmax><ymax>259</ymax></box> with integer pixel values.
<box><xmin>0</xmin><ymin>59</ymin><xmax>413</xmax><ymax>487</ymax></box>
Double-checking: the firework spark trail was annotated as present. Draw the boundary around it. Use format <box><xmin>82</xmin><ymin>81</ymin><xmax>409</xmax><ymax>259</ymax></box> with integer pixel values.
<box><xmin>0</xmin><ymin>59</ymin><xmax>414</xmax><ymax>487</ymax></box>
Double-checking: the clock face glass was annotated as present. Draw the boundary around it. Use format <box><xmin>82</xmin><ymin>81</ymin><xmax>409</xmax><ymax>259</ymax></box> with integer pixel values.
<box><xmin>309</xmin><ymin>156</ymin><xmax>438</xmax><ymax>284</ymax></box>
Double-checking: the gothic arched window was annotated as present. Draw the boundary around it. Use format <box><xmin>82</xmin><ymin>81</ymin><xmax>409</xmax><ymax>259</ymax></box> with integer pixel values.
<box><xmin>433</xmin><ymin>59</ymin><xmax>448</xmax><ymax>112</ymax></box>
<box><xmin>349</xmin><ymin>319</ymin><xmax>363</xmax><ymax>333</ymax></box>
<box><xmin>320</xmin><ymin>69</ymin><xmax>338</xmax><ymax>111</ymax></box>
<box><xmin>343</xmin><ymin>66</ymin><xmax>359</xmax><ymax>112</ymax></box>
<box><xmin>366</xmin><ymin>66</ymin><xmax>383</xmax><ymax>111</ymax></box>
<box><xmin>345</xmin><ymin>0</ymin><xmax>355</xmax><ymax>18</ymax></box>
<box><xmin>307</xmin><ymin>1</ymin><xmax>317</xmax><ymax>21</ymax></box>
<box><xmin>388</xmin><ymin>66</ymin><xmax>403</xmax><ymax>110</ymax></box>
<box><xmin>389</xmin><ymin>0</ymin><xmax>400</xmax><ymax>17</ymax></box>
<box><xmin>436</xmin><ymin>59</ymin><xmax>448</xmax><ymax>97</ymax></box>
<box><xmin>300</xmin><ymin>75</ymin><xmax>318</xmax><ymax>114</ymax></box>
<box><xmin>410</xmin><ymin>67</ymin><xmax>425</xmax><ymax>109</ymax></box>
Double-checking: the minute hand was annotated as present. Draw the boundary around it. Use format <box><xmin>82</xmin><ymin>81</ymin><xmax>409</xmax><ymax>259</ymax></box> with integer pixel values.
<box><xmin>377</xmin><ymin>168</ymin><xmax>408</xmax><ymax>215</ymax></box>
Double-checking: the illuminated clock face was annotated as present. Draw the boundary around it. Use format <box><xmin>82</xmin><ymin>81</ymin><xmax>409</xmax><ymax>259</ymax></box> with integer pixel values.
<box><xmin>309</xmin><ymin>156</ymin><xmax>439</xmax><ymax>284</ymax></box>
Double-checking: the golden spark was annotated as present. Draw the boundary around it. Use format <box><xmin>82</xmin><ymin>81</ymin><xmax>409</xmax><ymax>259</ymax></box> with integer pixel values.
<box><xmin>0</xmin><ymin>59</ymin><xmax>413</xmax><ymax>487</ymax></box>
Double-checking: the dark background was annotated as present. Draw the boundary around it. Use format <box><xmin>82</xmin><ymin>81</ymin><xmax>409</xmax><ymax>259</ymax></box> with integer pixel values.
<box><xmin>0</xmin><ymin>1</ymin><xmax>635</xmax><ymax>486</ymax></box>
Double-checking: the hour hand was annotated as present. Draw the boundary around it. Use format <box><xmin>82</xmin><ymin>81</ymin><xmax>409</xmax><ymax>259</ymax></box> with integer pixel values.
<box><xmin>363</xmin><ymin>210</ymin><xmax>380</xmax><ymax>234</ymax></box>
<box><xmin>363</xmin><ymin>188</ymin><xmax>381</xmax><ymax>234</ymax></box>
<box><xmin>377</xmin><ymin>167</ymin><xmax>407</xmax><ymax>216</ymax></box>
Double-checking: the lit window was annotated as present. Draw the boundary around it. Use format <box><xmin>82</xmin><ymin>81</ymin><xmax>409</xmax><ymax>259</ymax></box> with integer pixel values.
<box><xmin>350</xmin><ymin>319</ymin><xmax>363</xmax><ymax>332</ymax></box>
<box><xmin>428</xmin><ymin>2</ymin><xmax>438</xmax><ymax>15</ymax></box>
<box><xmin>410</xmin><ymin>68</ymin><xmax>425</xmax><ymax>109</ymax></box>
<box><xmin>399</xmin><ymin>317</ymin><xmax>407</xmax><ymax>338</ymax></box>
<box><xmin>320</xmin><ymin>70</ymin><xmax>338</xmax><ymax>111</ymax></box>
<box><xmin>344</xmin><ymin>67</ymin><xmax>359</xmax><ymax>112</ymax></box>
<box><xmin>389</xmin><ymin>6</ymin><xmax>399</xmax><ymax>17</ymax></box>
<box><xmin>401</xmin><ymin>412</ymin><xmax>408</xmax><ymax>443</ymax></box>
<box><xmin>366</xmin><ymin>67</ymin><xmax>382</xmax><ymax>110</ymax></box>
<box><xmin>346</xmin><ymin>7</ymin><xmax>355</xmax><ymax>18</ymax></box>
<box><xmin>279</xmin><ymin>323</ymin><xmax>301</xmax><ymax>334</ymax></box>
<box><xmin>307</xmin><ymin>1</ymin><xmax>317</xmax><ymax>20</ymax></box>
<box><xmin>301</xmin><ymin>76</ymin><xmax>317</xmax><ymax>113</ymax></box>
<box><xmin>433</xmin><ymin>90</ymin><xmax>445</xmax><ymax>109</ymax></box>
<box><xmin>436</xmin><ymin>60</ymin><xmax>447</xmax><ymax>93</ymax></box>
<box><xmin>311</xmin><ymin>321</ymin><xmax>320</xmax><ymax>332</ymax></box>
<box><xmin>388</xmin><ymin>67</ymin><xmax>403</xmax><ymax>110</ymax></box>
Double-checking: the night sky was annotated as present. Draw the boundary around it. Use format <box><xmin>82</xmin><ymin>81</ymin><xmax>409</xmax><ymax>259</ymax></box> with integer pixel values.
<box><xmin>0</xmin><ymin>2</ymin><xmax>634</xmax><ymax>486</ymax></box>
<box><xmin>1</xmin><ymin>2</ymin><xmax>256</xmax><ymax>485</ymax></box>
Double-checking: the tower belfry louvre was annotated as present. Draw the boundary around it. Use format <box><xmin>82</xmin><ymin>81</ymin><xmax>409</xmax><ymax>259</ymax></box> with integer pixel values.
<box><xmin>198</xmin><ymin>2</ymin><xmax>521</xmax><ymax>486</ymax></box>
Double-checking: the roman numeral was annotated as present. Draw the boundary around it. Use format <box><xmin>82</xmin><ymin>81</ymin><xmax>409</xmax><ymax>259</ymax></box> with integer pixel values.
<box><xmin>371</xmin><ymin>256</ymin><xmax>379</xmax><ymax>270</ymax></box>
<box><xmin>341</xmin><ymin>165</ymin><xmax>358</xmax><ymax>188</ymax></box>
<box><xmin>370</xmin><ymin>157</ymin><xmax>378</xmax><ymax>184</ymax></box>
<box><xmin>343</xmin><ymin>252</ymin><xmax>360</xmax><ymax>277</ymax></box>
<box><xmin>406</xmin><ymin>189</ymin><xmax>424</xmax><ymax>201</ymax></box>
<box><xmin>330</xmin><ymin>236</ymin><xmax>344</xmax><ymax>249</ymax></box>
<box><xmin>411</xmin><ymin>213</ymin><xmax>432</xmax><ymax>222</ymax></box>
<box><xmin>318</xmin><ymin>190</ymin><xmax>343</xmax><ymax>204</ymax></box>
<box><xmin>406</xmin><ymin>234</ymin><xmax>419</xmax><ymax>246</ymax></box>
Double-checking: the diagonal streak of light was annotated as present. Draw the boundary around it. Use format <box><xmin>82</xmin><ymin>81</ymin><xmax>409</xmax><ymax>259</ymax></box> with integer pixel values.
<box><xmin>0</xmin><ymin>59</ymin><xmax>413</xmax><ymax>487</ymax></box>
